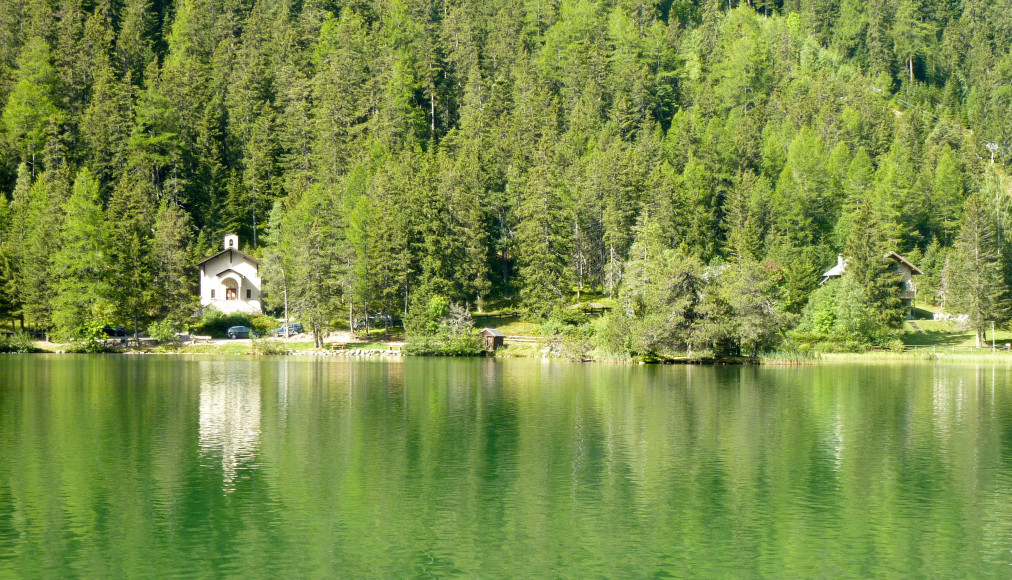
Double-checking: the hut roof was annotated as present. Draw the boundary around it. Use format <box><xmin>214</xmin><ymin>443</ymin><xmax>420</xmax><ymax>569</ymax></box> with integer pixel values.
<box><xmin>481</xmin><ymin>328</ymin><xmax>506</xmax><ymax>337</ymax></box>
<box><xmin>821</xmin><ymin>251</ymin><xmax>923</xmax><ymax>284</ymax></box>
<box><xmin>821</xmin><ymin>255</ymin><xmax>848</xmax><ymax>283</ymax></box>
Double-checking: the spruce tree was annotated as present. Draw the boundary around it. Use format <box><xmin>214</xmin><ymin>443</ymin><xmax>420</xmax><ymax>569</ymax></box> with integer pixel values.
<box><xmin>152</xmin><ymin>200</ymin><xmax>196</xmax><ymax>326</ymax></box>
<box><xmin>0</xmin><ymin>187</ymin><xmax>14</xmax><ymax>328</ymax></box>
<box><xmin>515</xmin><ymin>161</ymin><xmax>570</xmax><ymax>317</ymax></box>
<box><xmin>946</xmin><ymin>193</ymin><xmax>1006</xmax><ymax>347</ymax></box>
<box><xmin>843</xmin><ymin>198</ymin><xmax>905</xmax><ymax>334</ymax></box>
<box><xmin>106</xmin><ymin>176</ymin><xmax>156</xmax><ymax>341</ymax></box>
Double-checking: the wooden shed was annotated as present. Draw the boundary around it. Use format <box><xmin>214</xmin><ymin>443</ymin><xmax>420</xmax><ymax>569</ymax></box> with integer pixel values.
<box><xmin>479</xmin><ymin>328</ymin><xmax>506</xmax><ymax>352</ymax></box>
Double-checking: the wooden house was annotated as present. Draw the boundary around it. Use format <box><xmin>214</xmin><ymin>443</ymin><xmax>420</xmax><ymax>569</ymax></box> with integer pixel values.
<box><xmin>820</xmin><ymin>251</ymin><xmax>923</xmax><ymax>306</ymax></box>
<box><xmin>479</xmin><ymin>328</ymin><xmax>505</xmax><ymax>352</ymax></box>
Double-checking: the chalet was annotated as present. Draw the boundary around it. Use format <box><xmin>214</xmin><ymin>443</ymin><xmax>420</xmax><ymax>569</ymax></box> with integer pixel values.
<box><xmin>198</xmin><ymin>235</ymin><xmax>262</xmax><ymax>314</ymax></box>
<box><xmin>820</xmin><ymin>251</ymin><xmax>923</xmax><ymax>306</ymax></box>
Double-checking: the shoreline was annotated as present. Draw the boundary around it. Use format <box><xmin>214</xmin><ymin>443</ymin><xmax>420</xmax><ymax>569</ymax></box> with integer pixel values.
<box><xmin>10</xmin><ymin>341</ymin><xmax>1012</xmax><ymax>365</ymax></box>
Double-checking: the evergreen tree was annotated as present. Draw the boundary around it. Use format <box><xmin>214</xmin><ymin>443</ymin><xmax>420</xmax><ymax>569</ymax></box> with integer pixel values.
<box><xmin>106</xmin><ymin>176</ymin><xmax>156</xmax><ymax>340</ymax></box>
<box><xmin>0</xmin><ymin>184</ymin><xmax>15</xmax><ymax>328</ymax></box>
<box><xmin>843</xmin><ymin>199</ymin><xmax>905</xmax><ymax>332</ymax></box>
<box><xmin>946</xmin><ymin>193</ymin><xmax>1006</xmax><ymax>347</ymax></box>
<box><xmin>152</xmin><ymin>199</ymin><xmax>196</xmax><ymax>326</ymax></box>
<box><xmin>2</xmin><ymin>37</ymin><xmax>64</xmax><ymax>168</ymax></box>
<box><xmin>52</xmin><ymin>168</ymin><xmax>110</xmax><ymax>340</ymax></box>
<box><xmin>515</xmin><ymin>160</ymin><xmax>570</xmax><ymax>317</ymax></box>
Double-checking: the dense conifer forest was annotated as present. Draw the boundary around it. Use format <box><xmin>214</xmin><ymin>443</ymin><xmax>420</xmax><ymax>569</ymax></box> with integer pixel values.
<box><xmin>2</xmin><ymin>0</ymin><xmax>1012</xmax><ymax>355</ymax></box>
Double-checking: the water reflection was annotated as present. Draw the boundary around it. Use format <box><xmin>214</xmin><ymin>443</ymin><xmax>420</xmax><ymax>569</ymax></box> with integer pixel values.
<box><xmin>2</xmin><ymin>357</ymin><xmax>1012</xmax><ymax>577</ymax></box>
<box><xmin>198</xmin><ymin>361</ymin><xmax>262</xmax><ymax>491</ymax></box>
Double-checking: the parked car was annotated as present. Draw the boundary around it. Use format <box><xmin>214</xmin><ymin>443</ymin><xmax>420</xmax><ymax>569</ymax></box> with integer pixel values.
<box><xmin>227</xmin><ymin>325</ymin><xmax>257</xmax><ymax>339</ymax></box>
<box><xmin>352</xmin><ymin>314</ymin><xmax>395</xmax><ymax>331</ymax></box>
<box><xmin>273</xmin><ymin>323</ymin><xmax>304</xmax><ymax>336</ymax></box>
<box><xmin>102</xmin><ymin>326</ymin><xmax>127</xmax><ymax>337</ymax></box>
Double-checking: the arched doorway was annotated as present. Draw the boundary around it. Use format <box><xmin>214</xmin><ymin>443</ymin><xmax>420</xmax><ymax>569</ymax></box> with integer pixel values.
<box><xmin>223</xmin><ymin>279</ymin><xmax>239</xmax><ymax>301</ymax></box>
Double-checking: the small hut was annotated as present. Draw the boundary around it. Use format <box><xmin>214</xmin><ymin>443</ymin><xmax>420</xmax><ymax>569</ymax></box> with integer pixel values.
<box><xmin>479</xmin><ymin>328</ymin><xmax>506</xmax><ymax>352</ymax></box>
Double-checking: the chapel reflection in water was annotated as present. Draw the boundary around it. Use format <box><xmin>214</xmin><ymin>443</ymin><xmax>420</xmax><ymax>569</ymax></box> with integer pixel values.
<box><xmin>198</xmin><ymin>361</ymin><xmax>262</xmax><ymax>492</ymax></box>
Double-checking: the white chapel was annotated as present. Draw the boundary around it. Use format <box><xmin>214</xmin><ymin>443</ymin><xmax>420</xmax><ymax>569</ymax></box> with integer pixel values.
<box><xmin>198</xmin><ymin>234</ymin><xmax>262</xmax><ymax>314</ymax></box>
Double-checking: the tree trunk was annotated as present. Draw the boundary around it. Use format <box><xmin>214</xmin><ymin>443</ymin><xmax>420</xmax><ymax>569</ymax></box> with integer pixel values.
<box><xmin>283</xmin><ymin>268</ymin><xmax>290</xmax><ymax>340</ymax></box>
<box><xmin>977</xmin><ymin>327</ymin><xmax>984</xmax><ymax>348</ymax></box>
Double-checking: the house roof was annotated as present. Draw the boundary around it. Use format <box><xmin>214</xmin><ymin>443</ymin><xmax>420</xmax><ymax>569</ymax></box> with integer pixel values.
<box><xmin>197</xmin><ymin>248</ymin><xmax>260</xmax><ymax>267</ymax></box>
<box><xmin>884</xmin><ymin>251</ymin><xmax>923</xmax><ymax>275</ymax></box>
<box><xmin>821</xmin><ymin>251</ymin><xmax>923</xmax><ymax>283</ymax></box>
<box><xmin>481</xmin><ymin>328</ymin><xmax>506</xmax><ymax>337</ymax></box>
<box><xmin>822</xmin><ymin>259</ymin><xmax>848</xmax><ymax>279</ymax></box>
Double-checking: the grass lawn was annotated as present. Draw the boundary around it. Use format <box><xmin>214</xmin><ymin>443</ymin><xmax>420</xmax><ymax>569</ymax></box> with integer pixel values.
<box><xmin>903</xmin><ymin>319</ymin><xmax>1012</xmax><ymax>348</ymax></box>
<box><xmin>472</xmin><ymin>312</ymin><xmax>540</xmax><ymax>337</ymax></box>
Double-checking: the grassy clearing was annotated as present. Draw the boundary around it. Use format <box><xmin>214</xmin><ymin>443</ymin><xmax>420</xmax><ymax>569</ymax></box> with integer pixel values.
<box><xmin>494</xmin><ymin>341</ymin><xmax>541</xmax><ymax>358</ymax></box>
<box><xmin>903</xmin><ymin>320</ymin><xmax>1012</xmax><ymax>347</ymax></box>
<box><xmin>471</xmin><ymin>312</ymin><xmax>541</xmax><ymax>336</ymax></box>
<box><xmin>820</xmin><ymin>350</ymin><xmax>1012</xmax><ymax>363</ymax></box>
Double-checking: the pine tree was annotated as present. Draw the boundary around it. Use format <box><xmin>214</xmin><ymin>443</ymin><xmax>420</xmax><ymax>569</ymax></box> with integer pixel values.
<box><xmin>116</xmin><ymin>0</ymin><xmax>155</xmax><ymax>82</ymax></box>
<box><xmin>80</xmin><ymin>64</ymin><xmax>134</xmax><ymax>189</ymax></box>
<box><xmin>946</xmin><ymin>193</ymin><xmax>1006</xmax><ymax>347</ymax></box>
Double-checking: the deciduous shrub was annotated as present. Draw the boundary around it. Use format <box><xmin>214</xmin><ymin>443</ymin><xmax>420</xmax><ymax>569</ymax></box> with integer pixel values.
<box><xmin>0</xmin><ymin>333</ymin><xmax>41</xmax><ymax>353</ymax></box>
<box><xmin>251</xmin><ymin>337</ymin><xmax>290</xmax><ymax>355</ymax></box>
<box><xmin>402</xmin><ymin>335</ymin><xmax>485</xmax><ymax>357</ymax></box>
<box><xmin>192</xmin><ymin>307</ymin><xmax>277</xmax><ymax>337</ymax></box>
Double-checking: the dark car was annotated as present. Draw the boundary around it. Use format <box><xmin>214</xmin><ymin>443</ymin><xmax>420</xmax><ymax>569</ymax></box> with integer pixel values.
<box><xmin>273</xmin><ymin>323</ymin><xmax>304</xmax><ymax>336</ymax></box>
<box><xmin>227</xmin><ymin>325</ymin><xmax>257</xmax><ymax>339</ymax></box>
<box><xmin>102</xmin><ymin>325</ymin><xmax>127</xmax><ymax>337</ymax></box>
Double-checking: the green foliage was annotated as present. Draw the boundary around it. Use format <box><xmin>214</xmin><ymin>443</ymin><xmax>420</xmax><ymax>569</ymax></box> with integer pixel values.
<box><xmin>843</xmin><ymin>199</ymin><xmax>905</xmax><ymax>330</ymax></box>
<box><xmin>146</xmin><ymin>319</ymin><xmax>182</xmax><ymax>343</ymax></box>
<box><xmin>2</xmin><ymin>37</ymin><xmax>64</xmax><ymax>163</ymax></box>
<box><xmin>193</xmin><ymin>307</ymin><xmax>275</xmax><ymax>338</ymax></box>
<box><xmin>251</xmin><ymin>336</ymin><xmax>290</xmax><ymax>355</ymax></box>
<box><xmin>52</xmin><ymin>168</ymin><xmax>111</xmax><ymax>341</ymax></box>
<box><xmin>794</xmin><ymin>275</ymin><xmax>903</xmax><ymax>350</ymax></box>
<box><xmin>0</xmin><ymin>1</ymin><xmax>1009</xmax><ymax>352</ymax></box>
<box><xmin>945</xmin><ymin>193</ymin><xmax>1008</xmax><ymax>347</ymax></box>
<box><xmin>401</xmin><ymin>334</ymin><xmax>485</xmax><ymax>357</ymax></box>
<box><xmin>0</xmin><ymin>332</ymin><xmax>41</xmax><ymax>353</ymax></box>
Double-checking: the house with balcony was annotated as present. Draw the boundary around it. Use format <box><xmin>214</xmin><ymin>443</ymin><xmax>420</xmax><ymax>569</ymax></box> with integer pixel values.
<box><xmin>820</xmin><ymin>251</ymin><xmax>923</xmax><ymax>307</ymax></box>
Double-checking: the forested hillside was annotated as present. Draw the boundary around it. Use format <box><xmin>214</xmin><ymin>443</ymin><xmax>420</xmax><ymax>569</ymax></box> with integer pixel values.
<box><xmin>2</xmin><ymin>0</ymin><xmax>1012</xmax><ymax>354</ymax></box>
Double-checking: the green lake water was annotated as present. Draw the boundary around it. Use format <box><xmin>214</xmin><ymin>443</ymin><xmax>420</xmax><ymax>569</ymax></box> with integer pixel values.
<box><xmin>1</xmin><ymin>355</ymin><xmax>1011</xmax><ymax>577</ymax></box>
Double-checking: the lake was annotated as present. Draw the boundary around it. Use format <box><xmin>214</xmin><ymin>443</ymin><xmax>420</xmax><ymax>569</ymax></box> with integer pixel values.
<box><xmin>1</xmin><ymin>355</ymin><xmax>1011</xmax><ymax>577</ymax></box>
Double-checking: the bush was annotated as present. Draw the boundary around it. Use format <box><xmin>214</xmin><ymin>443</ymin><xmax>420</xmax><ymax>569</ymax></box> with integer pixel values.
<box><xmin>251</xmin><ymin>337</ymin><xmax>290</xmax><ymax>355</ymax></box>
<box><xmin>402</xmin><ymin>334</ymin><xmax>485</xmax><ymax>357</ymax></box>
<box><xmin>0</xmin><ymin>333</ymin><xmax>42</xmax><ymax>353</ymax></box>
<box><xmin>148</xmin><ymin>319</ymin><xmax>182</xmax><ymax>343</ymax></box>
<box><xmin>540</xmin><ymin>308</ymin><xmax>592</xmax><ymax>338</ymax></box>
<box><xmin>65</xmin><ymin>340</ymin><xmax>117</xmax><ymax>354</ymax></box>
<box><xmin>787</xmin><ymin>331</ymin><xmax>869</xmax><ymax>353</ymax></box>
<box><xmin>192</xmin><ymin>307</ymin><xmax>277</xmax><ymax>338</ymax></box>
